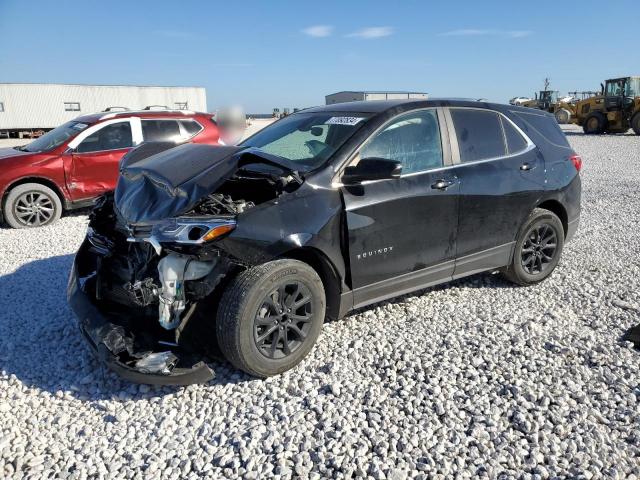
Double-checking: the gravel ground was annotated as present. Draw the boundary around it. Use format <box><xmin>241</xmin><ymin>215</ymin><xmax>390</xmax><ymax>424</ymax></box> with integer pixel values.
<box><xmin>1</xmin><ymin>126</ymin><xmax>639</xmax><ymax>479</ymax></box>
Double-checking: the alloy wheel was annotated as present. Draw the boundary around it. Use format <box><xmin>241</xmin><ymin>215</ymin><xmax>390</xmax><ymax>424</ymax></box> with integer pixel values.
<box><xmin>13</xmin><ymin>191</ymin><xmax>56</xmax><ymax>226</ymax></box>
<box><xmin>253</xmin><ymin>281</ymin><xmax>314</xmax><ymax>359</ymax></box>
<box><xmin>521</xmin><ymin>223</ymin><xmax>558</xmax><ymax>275</ymax></box>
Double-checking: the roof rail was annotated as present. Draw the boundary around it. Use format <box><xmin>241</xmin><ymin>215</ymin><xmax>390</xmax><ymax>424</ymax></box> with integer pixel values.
<box><xmin>102</xmin><ymin>106</ymin><xmax>130</xmax><ymax>112</ymax></box>
<box><xmin>143</xmin><ymin>105</ymin><xmax>170</xmax><ymax>110</ymax></box>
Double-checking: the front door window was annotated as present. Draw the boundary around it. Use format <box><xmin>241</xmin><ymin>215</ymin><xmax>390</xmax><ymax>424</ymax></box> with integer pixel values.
<box><xmin>358</xmin><ymin>109</ymin><xmax>443</xmax><ymax>175</ymax></box>
<box><xmin>76</xmin><ymin>122</ymin><xmax>133</xmax><ymax>153</ymax></box>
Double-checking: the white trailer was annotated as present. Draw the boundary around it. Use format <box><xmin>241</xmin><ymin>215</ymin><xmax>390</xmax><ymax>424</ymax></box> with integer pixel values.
<box><xmin>325</xmin><ymin>91</ymin><xmax>428</xmax><ymax>105</ymax></box>
<box><xmin>0</xmin><ymin>83</ymin><xmax>207</xmax><ymax>137</ymax></box>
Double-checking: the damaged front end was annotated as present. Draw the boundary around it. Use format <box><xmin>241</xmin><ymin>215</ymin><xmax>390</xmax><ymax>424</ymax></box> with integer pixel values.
<box><xmin>68</xmin><ymin>143</ymin><xmax>303</xmax><ymax>384</ymax></box>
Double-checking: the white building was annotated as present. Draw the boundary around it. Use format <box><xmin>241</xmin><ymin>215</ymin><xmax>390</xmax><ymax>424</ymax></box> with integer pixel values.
<box><xmin>0</xmin><ymin>83</ymin><xmax>207</xmax><ymax>134</ymax></box>
<box><xmin>325</xmin><ymin>91</ymin><xmax>428</xmax><ymax>105</ymax></box>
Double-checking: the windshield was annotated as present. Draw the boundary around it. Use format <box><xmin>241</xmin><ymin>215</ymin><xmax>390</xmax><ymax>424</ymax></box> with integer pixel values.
<box><xmin>20</xmin><ymin>121</ymin><xmax>89</xmax><ymax>152</ymax></box>
<box><xmin>626</xmin><ymin>78</ymin><xmax>640</xmax><ymax>97</ymax></box>
<box><xmin>240</xmin><ymin>112</ymin><xmax>371</xmax><ymax>171</ymax></box>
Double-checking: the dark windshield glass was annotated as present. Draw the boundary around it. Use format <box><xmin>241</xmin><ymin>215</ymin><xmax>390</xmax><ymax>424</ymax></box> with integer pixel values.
<box><xmin>240</xmin><ymin>112</ymin><xmax>371</xmax><ymax>170</ymax></box>
<box><xmin>626</xmin><ymin>78</ymin><xmax>640</xmax><ymax>97</ymax></box>
<box><xmin>21</xmin><ymin>121</ymin><xmax>89</xmax><ymax>152</ymax></box>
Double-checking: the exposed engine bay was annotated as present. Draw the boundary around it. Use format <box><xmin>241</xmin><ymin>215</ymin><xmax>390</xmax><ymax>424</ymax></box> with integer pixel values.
<box><xmin>74</xmin><ymin>143</ymin><xmax>304</xmax><ymax>380</ymax></box>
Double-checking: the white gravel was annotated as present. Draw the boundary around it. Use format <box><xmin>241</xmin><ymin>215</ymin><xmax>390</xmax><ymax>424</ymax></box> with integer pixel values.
<box><xmin>1</xmin><ymin>126</ymin><xmax>640</xmax><ymax>479</ymax></box>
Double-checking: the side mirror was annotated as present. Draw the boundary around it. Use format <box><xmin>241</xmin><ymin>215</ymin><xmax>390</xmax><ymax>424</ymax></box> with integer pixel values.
<box><xmin>310</xmin><ymin>126</ymin><xmax>324</xmax><ymax>137</ymax></box>
<box><xmin>341</xmin><ymin>158</ymin><xmax>402</xmax><ymax>185</ymax></box>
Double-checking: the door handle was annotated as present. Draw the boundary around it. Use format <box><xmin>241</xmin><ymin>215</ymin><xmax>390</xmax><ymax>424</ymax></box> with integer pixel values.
<box><xmin>520</xmin><ymin>162</ymin><xmax>534</xmax><ymax>171</ymax></box>
<box><xmin>431</xmin><ymin>179</ymin><xmax>456</xmax><ymax>190</ymax></box>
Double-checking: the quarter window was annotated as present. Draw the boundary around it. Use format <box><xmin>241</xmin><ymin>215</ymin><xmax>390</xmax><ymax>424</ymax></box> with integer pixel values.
<box><xmin>513</xmin><ymin>111</ymin><xmax>570</xmax><ymax>148</ymax></box>
<box><xmin>76</xmin><ymin>122</ymin><xmax>133</xmax><ymax>153</ymax></box>
<box><xmin>359</xmin><ymin>110</ymin><xmax>443</xmax><ymax>174</ymax></box>
<box><xmin>141</xmin><ymin>119</ymin><xmax>182</xmax><ymax>142</ymax></box>
<box><xmin>450</xmin><ymin>109</ymin><xmax>506</xmax><ymax>163</ymax></box>
<box><xmin>501</xmin><ymin>117</ymin><xmax>528</xmax><ymax>154</ymax></box>
<box><xmin>179</xmin><ymin>119</ymin><xmax>203</xmax><ymax>137</ymax></box>
<box><xmin>64</xmin><ymin>102</ymin><xmax>81</xmax><ymax>112</ymax></box>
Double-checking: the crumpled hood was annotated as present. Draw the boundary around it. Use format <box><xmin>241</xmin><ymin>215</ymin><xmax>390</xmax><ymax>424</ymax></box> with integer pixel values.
<box><xmin>115</xmin><ymin>143</ymin><xmax>245</xmax><ymax>224</ymax></box>
<box><xmin>114</xmin><ymin>142</ymin><xmax>300</xmax><ymax>224</ymax></box>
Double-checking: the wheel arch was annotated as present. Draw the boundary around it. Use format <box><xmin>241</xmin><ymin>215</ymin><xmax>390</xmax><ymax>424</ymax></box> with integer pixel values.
<box><xmin>2</xmin><ymin>176</ymin><xmax>67</xmax><ymax>209</ymax></box>
<box><xmin>279</xmin><ymin>246</ymin><xmax>343</xmax><ymax>322</ymax></box>
<box><xmin>536</xmin><ymin>199</ymin><xmax>568</xmax><ymax>237</ymax></box>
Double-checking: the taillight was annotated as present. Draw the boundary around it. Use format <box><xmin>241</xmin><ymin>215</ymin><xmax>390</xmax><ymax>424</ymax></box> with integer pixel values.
<box><xmin>569</xmin><ymin>154</ymin><xmax>582</xmax><ymax>172</ymax></box>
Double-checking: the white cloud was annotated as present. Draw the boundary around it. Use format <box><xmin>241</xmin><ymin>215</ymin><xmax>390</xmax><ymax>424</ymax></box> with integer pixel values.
<box><xmin>302</xmin><ymin>25</ymin><xmax>333</xmax><ymax>37</ymax></box>
<box><xmin>347</xmin><ymin>26</ymin><xmax>394</xmax><ymax>39</ymax></box>
<box><xmin>507</xmin><ymin>30</ymin><xmax>533</xmax><ymax>38</ymax></box>
<box><xmin>440</xmin><ymin>29</ymin><xmax>532</xmax><ymax>38</ymax></box>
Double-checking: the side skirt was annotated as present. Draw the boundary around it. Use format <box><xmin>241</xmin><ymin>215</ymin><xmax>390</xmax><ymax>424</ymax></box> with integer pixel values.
<box><xmin>451</xmin><ymin>242</ymin><xmax>514</xmax><ymax>280</ymax></box>
<box><xmin>340</xmin><ymin>242</ymin><xmax>515</xmax><ymax>315</ymax></box>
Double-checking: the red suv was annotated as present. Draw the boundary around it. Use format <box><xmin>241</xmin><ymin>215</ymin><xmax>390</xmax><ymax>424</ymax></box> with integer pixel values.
<box><xmin>0</xmin><ymin>110</ymin><xmax>221</xmax><ymax>228</ymax></box>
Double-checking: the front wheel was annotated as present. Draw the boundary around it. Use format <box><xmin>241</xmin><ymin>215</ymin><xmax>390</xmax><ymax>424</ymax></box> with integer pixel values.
<box><xmin>3</xmin><ymin>183</ymin><xmax>63</xmax><ymax>228</ymax></box>
<box><xmin>501</xmin><ymin>208</ymin><xmax>565</xmax><ymax>286</ymax></box>
<box><xmin>583</xmin><ymin>112</ymin><xmax>607</xmax><ymax>134</ymax></box>
<box><xmin>216</xmin><ymin>259</ymin><xmax>325</xmax><ymax>377</ymax></box>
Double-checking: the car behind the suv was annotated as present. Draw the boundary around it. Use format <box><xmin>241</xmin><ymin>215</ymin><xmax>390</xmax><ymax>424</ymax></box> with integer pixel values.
<box><xmin>0</xmin><ymin>109</ymin><xmax>220</xmax><ymax>228</ymax></box>
<box><xmin>69</xmin><ymin>99</ymin><xmax>581</xmax><ymax>384</ymax></box>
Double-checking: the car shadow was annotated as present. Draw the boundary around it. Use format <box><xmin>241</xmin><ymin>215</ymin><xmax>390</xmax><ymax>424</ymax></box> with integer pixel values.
<box><xmin>0</xmin><ymin>254</ymin><xmax>252</xmax><ymax>402</ymax></box>
<box><xmin>0</xmin><ymin>255</ymin><xmax>519</xmax><ymax>400</ymax></box>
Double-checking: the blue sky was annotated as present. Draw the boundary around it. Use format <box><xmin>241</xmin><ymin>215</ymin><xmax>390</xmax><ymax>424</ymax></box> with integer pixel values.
<box><xmin>1</xmin><ymin>0</ymin><xmax>638</xmax><ymax>112</ymax></box>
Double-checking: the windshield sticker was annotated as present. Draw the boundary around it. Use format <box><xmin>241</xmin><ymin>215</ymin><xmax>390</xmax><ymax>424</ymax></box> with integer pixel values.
<box><xmin>325</xmin><ymin>116</ymin><xmax>365</xmax><ymax>126</ymax></box>
<box><xmin>72</xmin><ymin>123</ymin><xmax>89</xmax><ymax>131</ymax></box>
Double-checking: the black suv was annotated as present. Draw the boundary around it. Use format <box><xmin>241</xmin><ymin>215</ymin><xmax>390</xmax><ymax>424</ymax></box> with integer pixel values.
<box><xmin>69</xmin><ymin>99</ymin><xmax>582</xmax><ymax>384</ymax></box>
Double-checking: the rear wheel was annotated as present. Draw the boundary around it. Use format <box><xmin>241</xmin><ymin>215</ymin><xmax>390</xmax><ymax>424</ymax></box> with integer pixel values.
<box><xmin>583</xmin><ymin>112</ymin><xmax>607</xmax><ymax>134</ymax></box>
<box><xmin>3</xmin><ymin>183</ymin><xmax>62</xmax><ymax>228</ymax></box>
<box><xmin>216</xmin><ymin>259</ymin><xmax>325</xmax><ymax>377</ymax></box>
<box><xmin>631</xmin><ymin>113</ymin><xmax>640</xmax><ymax>135</ymax></box>
<box><xmin>501</xmin><ymin>208</ymin><xmax>565</xmax><ymax>286</ymax></box>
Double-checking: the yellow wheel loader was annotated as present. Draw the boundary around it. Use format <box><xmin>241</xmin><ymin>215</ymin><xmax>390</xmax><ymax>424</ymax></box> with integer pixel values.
<box><xmin>572</xmin><ymin>77</ymin><xmax>640</xmax><ymax>134</ymax></box>
<box><xmin>522</xmin><ymin>90</ymin><xmax>560</xmax><ymax>113</ymax></box>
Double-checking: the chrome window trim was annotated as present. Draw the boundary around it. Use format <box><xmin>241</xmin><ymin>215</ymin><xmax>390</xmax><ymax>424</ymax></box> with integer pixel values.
<box><xmin>67</xmin><ymin>118</ymin><xmax>137</xmax><ymax>152</ymax></box>
<box><xmin>331</xmin><ymin>106</ymin><xmax>537</xmax><ymax>188</ymax></box>
<box><xmin>334</xmin><ymin>107</ymin><xmax>449</xmax><ymax>181</ymax></box>
<box><xmin>447</xmin><ymin>106</ymin><xmax>535</xmax><ymax>166</ymax></box>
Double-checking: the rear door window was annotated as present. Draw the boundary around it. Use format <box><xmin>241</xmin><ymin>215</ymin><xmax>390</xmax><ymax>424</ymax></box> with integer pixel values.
<box><xmin>512</xmin><ymin>111</ymin><xmax>570</xmax><ymax>148</ymax></box>
<box><xmin>501</xmin><ymin>117</ymin><xmax>528</xmax><ymax>154</ymax></box>
<box><xmin>450</xmin><ymin>109</ymin><xmax>506</xmax><ymax>162</ymax></box>
<box><xmin>141</xmin><ymin>119</ymin><xmax>182</xmax><ymax>142</ymax></box>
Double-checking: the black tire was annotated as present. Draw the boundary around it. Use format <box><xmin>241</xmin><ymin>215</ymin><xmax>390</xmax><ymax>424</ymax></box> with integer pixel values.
<box><xmin>583</xmin><ymin>112</ymin><xmax>607</xmax><ymax>134</ymax></box>
<box><xmin>501</xmin><ymin>208</ymin><xmax>565</xmax><ymax>286</ymax></box>
<box><xmin>216</xmin><ymin>259</ymin><xmax>325</xmax><ymax>377</ymax></box>
<box><xmin>554</xmin><ymin>108</ymin><xmax>571</xmax><ymax>125</ymax></box>
<box><xmin>631</xmin><ymin>113</ymin><xmax>640</xmax><ymax>135</ymax></box>
<box><xmin>3</xmin><ymin>183</ymin><xmax>63</xmax><ymax>228</ymax></box>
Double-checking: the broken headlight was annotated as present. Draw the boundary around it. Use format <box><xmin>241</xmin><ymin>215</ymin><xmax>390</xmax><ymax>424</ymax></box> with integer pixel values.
<box><xmin>128</xmin><ymin>218</ymin><xmax>236</xmax><ymax>254</ymax></box>
<box><xmin>151</xmin><ymin>218</ymin><xmax>236</xmax><ymax>245</ymax></box>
